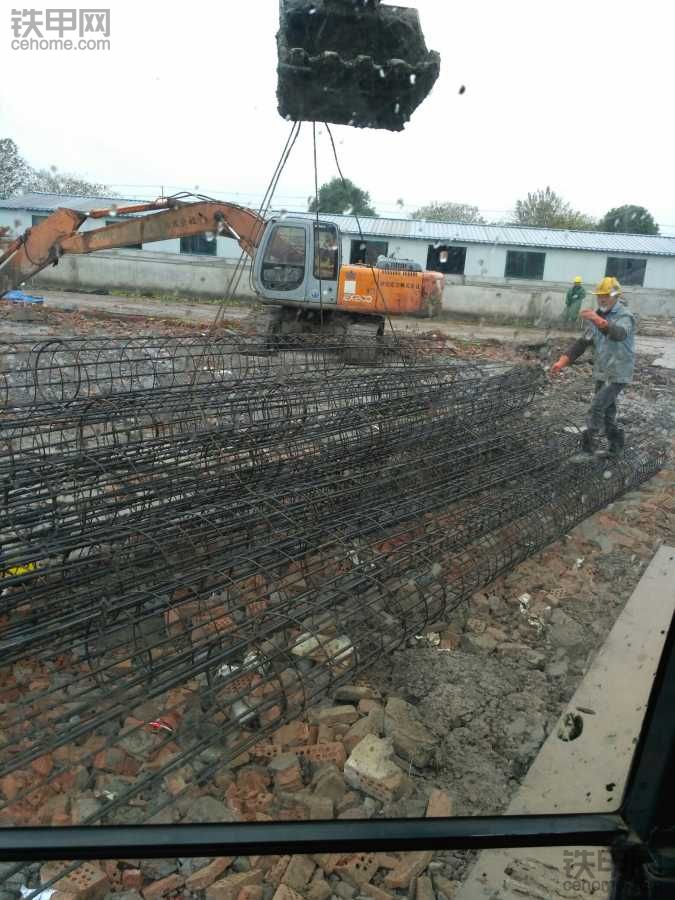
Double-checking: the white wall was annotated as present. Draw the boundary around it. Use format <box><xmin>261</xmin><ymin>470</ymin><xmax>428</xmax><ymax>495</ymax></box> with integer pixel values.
<box><xmin>644</xmin><ymin>256</ymin><xmax>675</xmax><ymax>289</ymax></box>
<box><xmin>0</xmin><ymin>210</ymin><xmax>249</xmax><ymax>261</ymax></box>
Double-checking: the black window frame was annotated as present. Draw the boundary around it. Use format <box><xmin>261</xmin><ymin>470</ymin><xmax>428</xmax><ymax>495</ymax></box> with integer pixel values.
<box><xmin>504</xmin><ymin>250</ymin><xmax>546</xmax><ymax>280</ymax></box>
<box><xmin>179</xmin><ymin>234</ymin><xmax>217</xmax><ymax>257</ymax></box>
<box><xmin>606</xmin><ymin>256</ymin><xmax>647</xmax><ymax>287</ymax></box>
<box><xmin>349</xmin><ymin>239</ymin><xmax>388</xmax><ymax>266</ymax></box>
<box><xmin>427</xmin><ymin>244</ymin><xmax>467</xmax><ymax>275</ymax></box>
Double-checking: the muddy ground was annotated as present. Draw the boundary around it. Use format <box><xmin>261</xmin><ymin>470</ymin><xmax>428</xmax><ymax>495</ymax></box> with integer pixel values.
<box><xmin>1</xmin><ymin>298</ymin><xmax>673</xmax><ymax>899</ymax></box>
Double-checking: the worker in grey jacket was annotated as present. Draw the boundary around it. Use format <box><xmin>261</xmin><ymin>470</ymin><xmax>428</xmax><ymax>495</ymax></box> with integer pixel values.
<box><xmin>551</xmin><ymin>276</ymin><xmax>635</xmax><ymax>456</ymax></box>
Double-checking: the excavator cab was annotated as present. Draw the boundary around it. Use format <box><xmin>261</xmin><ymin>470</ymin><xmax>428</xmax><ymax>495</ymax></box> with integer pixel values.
<box><xmin>253</xmin><ymin>217</ymin><xmax>342</xmax><ymax>309</ymax></box>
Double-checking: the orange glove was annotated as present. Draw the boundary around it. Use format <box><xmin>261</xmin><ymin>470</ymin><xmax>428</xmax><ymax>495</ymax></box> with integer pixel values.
<box><xmin>580</xmin><ymin>309</ymin><xmax>607</xmax><ymax>329</ymax></box>
<box><xmin>550</xmin><ymin>355</ymin><xmax>570</xmax><ymax>374</ymax></box>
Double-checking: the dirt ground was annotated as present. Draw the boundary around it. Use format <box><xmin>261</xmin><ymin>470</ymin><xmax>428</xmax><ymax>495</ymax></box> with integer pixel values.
<box><xmin>1</xmin><ymin>296</ymin><xmax>673</xmax><ymax>899</ymax></box>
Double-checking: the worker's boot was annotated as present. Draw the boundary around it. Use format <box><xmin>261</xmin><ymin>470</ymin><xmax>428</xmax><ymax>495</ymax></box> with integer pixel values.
<box><xmin>580</xmin><ymin>428</ymin><xmax>599</xmax><ymax>455</ymax></box>
<box><xmin>606</xmin><ymin>426</ymin><xmax>625</xmax><ymax>459</ymax></box>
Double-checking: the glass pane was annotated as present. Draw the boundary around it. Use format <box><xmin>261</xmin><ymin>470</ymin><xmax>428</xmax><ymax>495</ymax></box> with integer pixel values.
<box><xmin>350</xmin><ymin>240</ymin><xmax>388</xmax><ymax>265</ymax></box>
<box><xmin>505</xmin><ymin>250</ymin><xmax>546</xmax><ymax>279</ymax></box>
<box><xmin>1</xmin><ymin>6</ymin><xmax>673</xmax><ymax>889</ymax></box>
<box><xmin>606</xmin><ymin>257</ymin><xmax>647</xmax><ymax>286</ymax></box>
<box><xmin>314</xmin><ymin>223</ymin><xmax>339</xmax><ymax>280</ymax></box>
<box><xmin>180</xmin><ymin>234</ymin><xmax>216</xmax><ymax>256</ymax></box>
<box><xmin>262</xmin><ymin>224</ymin><xmax>306</xmax><ymax>290</ymax></box>
<box><xmin>427</xmin><ymin>245</ymin><xmax>466</xmax><ymax>274</ymax></box>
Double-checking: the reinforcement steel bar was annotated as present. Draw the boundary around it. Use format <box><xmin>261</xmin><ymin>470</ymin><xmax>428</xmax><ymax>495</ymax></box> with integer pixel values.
<box><xmin>0</xmin><ymin>333</ymin><xmax>666</xmax><ymax>830</ymax></box>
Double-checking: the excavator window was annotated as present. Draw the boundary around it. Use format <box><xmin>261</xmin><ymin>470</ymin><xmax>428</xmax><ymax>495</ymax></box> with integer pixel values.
<box><xmin>261</xmin><ymin>224</ymin><xmax>306</xmax><ymax>291</ymax></box>
<box><xmin>313</xmin><ymin>223</ymin><xmax>339</xmax><ymax>281</ymax></box>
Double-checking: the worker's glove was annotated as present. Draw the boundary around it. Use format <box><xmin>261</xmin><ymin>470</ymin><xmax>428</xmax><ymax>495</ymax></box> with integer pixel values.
<box><xmin>550</xmin><ymin>355</ymin><xmax>570</xmax><ymax>375</ymax></box>
<box><xmin>580</xmin><ymin>309</ymin><xmax>607</xmax><ymax>329</ymax></box>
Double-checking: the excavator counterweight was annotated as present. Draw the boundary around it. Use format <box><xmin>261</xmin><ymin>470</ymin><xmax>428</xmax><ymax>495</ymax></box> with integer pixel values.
<box><xmin>276</xmin><ymin>0</ymin><xmax>441</xmax><ymax>131</ymax></box>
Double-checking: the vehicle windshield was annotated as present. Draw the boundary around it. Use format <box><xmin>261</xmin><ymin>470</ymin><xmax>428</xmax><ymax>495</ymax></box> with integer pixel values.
<box><xmin>1</xmin><ymin>2</ymin><xmax>673</xmax><ymax>898</ymax></box>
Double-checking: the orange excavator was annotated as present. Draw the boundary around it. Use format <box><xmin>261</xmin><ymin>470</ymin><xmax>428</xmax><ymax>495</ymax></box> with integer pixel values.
<box><xmin>0</xmin><ymin>197</ymin><xmax>444</xmax><ymax>343</ymax></box>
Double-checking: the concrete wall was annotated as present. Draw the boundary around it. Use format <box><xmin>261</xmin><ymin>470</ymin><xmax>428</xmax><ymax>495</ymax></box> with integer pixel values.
<box><xmin>30</xmin><ymin>248</ymin><xmax>257</xmax><ymax>300</ymax></box>
<box><xmin>440</xmin><ymin>276</ymin><xmax>675</xmax><ymax>322</ymax></box>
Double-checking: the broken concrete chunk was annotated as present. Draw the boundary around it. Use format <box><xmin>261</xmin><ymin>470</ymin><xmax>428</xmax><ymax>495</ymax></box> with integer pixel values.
<box><xmin>383</xmin><ymin>698</ymin><xmax>437</xmax><ymax>768</ymax></box>
<box><xmin>344</xmin><ymin>735</ymin><xmax>409</xmax><ymax>803</ymax></box>
<box><xmin>309</xmin><ymin>705</ymin><xmax>359</xmax><ymax>726</ymax></box>
<box><xmin>334</xmin><ymin>684</ymin><xmax>382</xmax><ymax>703</ymax></box>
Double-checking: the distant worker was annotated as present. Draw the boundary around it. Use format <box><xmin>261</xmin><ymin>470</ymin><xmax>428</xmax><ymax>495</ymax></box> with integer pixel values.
<box><xmin>564</xmin><ymin>276</ymin><xmax>586</xmax><ymax>323</ymax></box>
<box><xmin>551</xmin><ymin>277</ymin><xmax>635</xmax><ymax>457</ymax></box>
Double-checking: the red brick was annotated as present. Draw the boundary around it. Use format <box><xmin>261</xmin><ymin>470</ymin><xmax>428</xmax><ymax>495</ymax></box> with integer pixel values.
<box><xmin>334</xmin><ymin>853</ymin><xmax>378</xmax><ymax>886</ymax></box>
<box><xmin>281</xmin><ymin>855</ymin><xmax>315</xmax><ymax>892</ymax></box>
<box><xmin>142</xmin><ymin>873</ymin><xmax>184</xmax><ymax>899</ymax></box>
<box><xmin>383</xmin><ymin>852</ymin><xmax>433</xmax><ymax>890</ymax></box>
<box><xmin>265</xmin><ymin>857</ymin><xmax>290</xmax><ymax>885</ymax></box>
<box><xmin>238</xmin><ymin>767</ymin><xmax>272</xmax><ymax>796</ymax></box>
<box><xmin>122</xmin><ymin>869</ymin><xmax>143</xmax><ymax>891</ymax></box>
<box><xmin>309</xmin><ymin>706</ymin><xmax>359</xmax><ymax>726</ymax></box>
<box><xmin>0</xmin><ymin>772</ymin><xmax>26</xmax><ymax>802</ymax></box>
<box><xmin>296</xmin><ymin>742</ymin><xmax>346</xmax><ymax>768</ymax></box>
<box><xmin>416</xmin><ymin>875</ymin><xmax>435</xmax><ymax>900</ymax></box>
<box><xmin>206</xmin><ymin>870</ymin><xmax>262</xmax><ymax>900</ymax></box>
<box><xmin>237</xmin><ymin>888</ymin><xmax>263</xmax><ymax>900</ymax></box>
<box><xmin>272</xmin><ymin>888</ymin><xmax>304</xmax><ymax>900</ymax></box>
<box><xmin>357</xmin><ymin>699</ymin><xmax>382</xmax><ymax>715</ymax></box>
<box><xmin>361</xmin><ymin>886</ymin><xmax>395</xmax><ymax>900</ymax></box>
<box><xmin>273</xmin><ymin>721</ymin><xmax>311</xmax><ymax>748</ymax></box>
<box><xmin>40</xmin><ymin>862</ymin><xmax>110</xmax><ymax>900</ymax></box>
<box><xmin>425</xmin><ymin>788</ymin><xmax>454</xmax><ymax>818</ymax></box>
<box><xmin>31</xmin><ymin>754</ymin><xmax>53</xmax><ymax>778</ymax></box>
<box><xmin>186</xmin><ymin>858</ymin><xmax>234</xmax><ymax>892</ymax></box>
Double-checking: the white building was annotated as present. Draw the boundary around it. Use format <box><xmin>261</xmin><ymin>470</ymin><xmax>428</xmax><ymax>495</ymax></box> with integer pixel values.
<box><xmin>2</xmin><ymin>192</ymin><xmax>675</xmax><ymax>319</ymax></box>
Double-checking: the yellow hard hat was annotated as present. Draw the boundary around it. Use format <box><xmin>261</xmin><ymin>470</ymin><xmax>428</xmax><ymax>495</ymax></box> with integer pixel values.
<box><xmin>593</xmin><ymin>276</ymin><xmax>622</xmax><ymax>297</ymax></box>
<box><xmin>574</xmin><ymin>276</ymin><xmax>582</xmax><ymax>284</ymax></box>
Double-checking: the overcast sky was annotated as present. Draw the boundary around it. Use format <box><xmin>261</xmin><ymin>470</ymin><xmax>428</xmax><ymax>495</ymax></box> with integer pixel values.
<box><xmin>3</xmin><ymin>0</ymin><xmax>673</xmax><ymax>232</ymax></box>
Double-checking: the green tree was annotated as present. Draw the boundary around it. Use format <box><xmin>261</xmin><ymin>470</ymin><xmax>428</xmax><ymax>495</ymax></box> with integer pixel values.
<box><xmin>26</xmin><ymin>166</ymin><xmax>113</xmax><ymax>196</ymax></box>
<box><xmin>1</xmin><ymin>138</ymin><xmax>115</xmax><ymax>199</ymax></box>
<box><xmin>309</xmin><ymin>177</ymin><xmax>376</xmax><ymax>216</ymax></box>
<box><xmin>513</xmin><ymin>186</ymin><xmax>595</xmax><ymax>230</ymax></box>
<box><xmin>411</xmin><ymin>201</ymin><xmax>485</xmax><ymax>224</ymax></box>
<box><xmin>0</xmin><ymin>138</ymin><xmax>32</xmax><ymax>199</ymax></box>
<box><xmin>597</xmin><ymin>204</ymin><xmax>659</xmax><ymax>235</ymax></box>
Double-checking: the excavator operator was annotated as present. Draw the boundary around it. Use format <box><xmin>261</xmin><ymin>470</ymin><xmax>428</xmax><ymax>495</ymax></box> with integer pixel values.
<box><xmin>551</xmin><ymin>276</ymin><xmax>636</xmax><ymax>458</ymax></box>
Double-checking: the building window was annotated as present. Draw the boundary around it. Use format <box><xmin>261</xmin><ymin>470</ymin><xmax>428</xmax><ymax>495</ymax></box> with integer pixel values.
<box><xmin>427</xmin><ymin>245</ymin><xmax>466</xmax><ymax>275</ymax></box>
<box><xmin>505</xmin><ymin>250</ymin><xmax>546</xmax><ymax>280</ymax></box>
<box><xmin>606</xmin><ymin>257</ymin><xmax>646</xmax><ymax>287</ymax></box>
<box><xmin>314</xmin><ymin>223</ymin><xmax>339</xmax><ymax>280</ymax></box>
<box><xmin>106</xmin><ymin>220</ymin><xmax>142</xmax><ymax>250</ymax></box>
<box><xmin>350</xmin><ymin>239</ymin><xmax>388</xmax><ymax>265</ymax></box>
<box><xmin>261</xmin><ymin>224</ymin><xmax>306</xmax><ymax>291</ymax></box>
<box><xmin>31</xmin><ymin>214</ymin><xmax>49</xmax><ymax>227</ymax></box>
<box><xmin>180</xmin><ymin>234</ymin><xmax>217</xmax><ymax>256</ymax></box>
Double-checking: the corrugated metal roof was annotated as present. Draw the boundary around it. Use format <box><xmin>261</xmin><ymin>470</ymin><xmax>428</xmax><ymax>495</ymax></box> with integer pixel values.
<box><xmin>293</xmin><ymin>213</ymin><xmax>675</xmax><ymax>257</ymax></box>
<box><xmin>2</xmin><ymin>192</ymin><xmax>675</xmax><ymax>257</ymax></box>
<box><xmin>0</xmin><ymin>192</ymin><xmax>142</xmax><ymax>213</ymax></box>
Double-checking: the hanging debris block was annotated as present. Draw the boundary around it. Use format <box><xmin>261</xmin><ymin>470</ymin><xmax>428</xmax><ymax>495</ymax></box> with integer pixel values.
<box><xmin>276</xmin><ymin>0</ymin><xmax>441</xmax><ymax>130</ymax></box>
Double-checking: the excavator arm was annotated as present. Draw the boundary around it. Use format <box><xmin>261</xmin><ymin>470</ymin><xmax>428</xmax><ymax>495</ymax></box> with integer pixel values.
<box><xmin>0</xmin><ymin>198</ymin><xmax>267</xmax><ymax>298</ymax></box>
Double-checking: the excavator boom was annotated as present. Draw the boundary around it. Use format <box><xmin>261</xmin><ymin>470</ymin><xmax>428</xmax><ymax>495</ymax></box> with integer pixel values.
<box><xmin>0</xmin><ymin>200</ymin><xmax>266</xmax><ymax>299</ymax></box>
